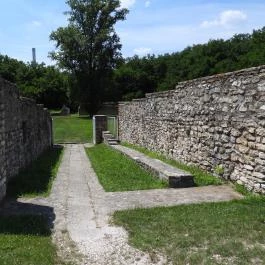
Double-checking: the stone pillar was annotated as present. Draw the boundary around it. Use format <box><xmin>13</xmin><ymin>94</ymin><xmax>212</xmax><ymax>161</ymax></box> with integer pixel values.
<box><xmin>93</xmin><ymin>115</ymin><xmax>107</xmax><ymax>144</ymax></box>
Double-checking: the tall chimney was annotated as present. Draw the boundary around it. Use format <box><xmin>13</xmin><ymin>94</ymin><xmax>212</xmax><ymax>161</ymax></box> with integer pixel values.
<box><xmin>32</xmin><ymin>48</ymin><xmax>36</xmax><ymax>64</ymax></box>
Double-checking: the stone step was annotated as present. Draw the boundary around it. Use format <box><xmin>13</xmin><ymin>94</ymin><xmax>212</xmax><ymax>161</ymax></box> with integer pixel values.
<box><xmin>108</xmin><ymin>140</ymin><xmax>119</xmax><ymax>145</ymax></box>
<box><xmin>102</xmin><ymin>131</ymin><xmax>119</xmax><ymax>145</ymax></box>
<box><xmin>111</xmin><ymin>145</ymin><xmax>195</xmax><ymax>188</ymax></box>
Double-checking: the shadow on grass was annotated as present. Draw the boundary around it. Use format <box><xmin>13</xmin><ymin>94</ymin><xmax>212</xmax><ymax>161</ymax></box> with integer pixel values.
<box><xmin>0</xmin><ymin>201</ymin><xmax>57</xmax><ymax>265</ymax></box>
<box><xmin>50</xmin><ymin>113</ymin><xmax>62</xmax><ymax>117</ymax></box>
<box><xmin>7</xmin><ymin>146</ymin><xmax>63</xmax><ymax>198</ymax></box>
<box><xmin>0</xmin><ymin>206</ymin><xmax>54</xmax><ymax>236</ymax></box>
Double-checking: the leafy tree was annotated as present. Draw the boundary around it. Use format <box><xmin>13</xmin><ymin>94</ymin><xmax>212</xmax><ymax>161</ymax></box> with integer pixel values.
<box><xmin>0</xmin><ymin>54</ymin><xmax>70</xmax><ymax>109</ymax></box>
<box><xmin>114</xmin><ymin>26</ymin><xmax>265</xmax><ymax>100</ymax></box>
<box><xmin>50</xmin><ymin>0</ymin><xmax>128</xmax><ymax>115</ymax></box>
<box><xmin>0</xmin><ymin>55</ymin><xmax>27</xmax><ymax>83</ymax></box>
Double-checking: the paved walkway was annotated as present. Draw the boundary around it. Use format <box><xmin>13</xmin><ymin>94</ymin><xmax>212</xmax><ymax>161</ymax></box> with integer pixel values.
<box><xmin>0</xmin><ymin>144</ymin><xmax>243</xmax><ymax>265</ymax></box>
<box><xmin>49</xmin><ymin>144</ymin><xmax>172</xmax><ymax>264</ymax></box>
<box><xmin>51</xmin><ymin>144</ymin><xmax>242</xmax><ymax>264</ymax></box>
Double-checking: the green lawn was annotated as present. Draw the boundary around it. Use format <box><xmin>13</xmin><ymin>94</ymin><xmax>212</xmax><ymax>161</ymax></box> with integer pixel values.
<box><xmin>0</xmin><ymin>215</ymin><xmax>63</xmax><ymax>265</ymax></box>
<box><xmin>122</xmin><ymin>142</ymin><xmax>223</xmax><ymax>186</ymax></box>
<box><xmin>85</xmin><ymin>144</ymin><xmax>167</xmax><ymax>192</ymax></box>
<box><xmin>113</xmin><ymin>195</ymin><xmax>265</xmax><ymax>265</ymax></box>
<box><xmin>1</xmin><ymin>147</ymin><xmax>67</xmax><ymax>265</ymax></box>
<box><xmin>7</xmin><ymin>146</ymin><xmax>63</xmax><ymax>198</ymax></box>
<box><xmin>52</xmin><ymin>114</ymin><xmax>92</xmax><ymax>143</ymax></box>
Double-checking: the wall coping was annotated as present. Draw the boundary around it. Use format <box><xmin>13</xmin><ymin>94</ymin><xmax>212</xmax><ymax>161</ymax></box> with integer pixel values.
<box><xmin>118</xmin><ymin>64</ymin><xmax>265</xmax><ymax>104</ymax></box>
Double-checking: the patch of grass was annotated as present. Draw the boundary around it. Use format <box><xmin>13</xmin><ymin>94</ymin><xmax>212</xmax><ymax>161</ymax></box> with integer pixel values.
<box><xmin>85</xmin><ymin>144</ymin><xmax>167</xmax><ymax>192</ymax></box>
<box><xmin>113</xmin><ymin>195</ymin><xmax>265</xmax><ymax>265</ymax></box>
<box><xmin>0</xmin><ymin>215</ymin><xmax>63</xmax><ymax>265</ymax></box>
<box><xmin>123</xmin><ymin>142</ymin><xmax>223</xmax><ymax>186</ymax></box>
<box><xmin>7</xmin><ymin>146</ymin><xmax>64</xmax><ymax>198</ymax></box>
<box><xmin>53</xmin><ymin>114</ymin><xmax>92</xmax><ymax>143</ymax></box>
<box><xmin>234</xmin><ymin>183</ymin><xmax>259</xmax><ymax>197</ymax></box>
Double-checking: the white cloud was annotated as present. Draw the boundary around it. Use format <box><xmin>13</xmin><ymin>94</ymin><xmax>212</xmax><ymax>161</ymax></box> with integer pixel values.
<box><xmin>201</xmin><ymin>10</ymin><xmax>247</xmax><ymax>28</ymax></box>
<box><xmin>145</xmin><ymin>1</ymin><xmax>151</xmax><ymax>8</ymax></box>
<box><xmin>32</xmin><ymin>20</ymin><xmax>42</xmax><ymax>27</ymax></box>
<box><xmin>120</xmin><ymin>0</ymin><xmax>136</xmax><ymax>9</ymax></box>
<box><xmin>133</xmin><ymin>47</ymin><xmax>152</xmax><ymax>56</ymax></box>
<box><xmin>25</xmin><ymin>20</ymin><xmax>43</xmax><ymax>31</ymax></box>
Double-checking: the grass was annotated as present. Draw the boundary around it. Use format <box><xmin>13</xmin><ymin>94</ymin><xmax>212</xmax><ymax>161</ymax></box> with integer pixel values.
<box><xmin>0</xmin><ymin>215</ymin><xmax>68</xmax><ymax>265</ymax></box>
<box><xmin>52</xmin><ymin>114</ymin><xmax>92</xmax><ymax>143</ymax></box>
<box><xmin>113</xmin><ymin>195</ymin><xmax>265</xmax><ymax>265</ymax></box>
<box><xmin>85</xmin><ymin>144</ymin><xmax>167</xmax><ymax>192</ymax></box>
<box><xmin>0</xmin><ymin>215</ymin><xmax>54</xmax><ymax>265</ymax></box>
<box><xmin>122</xmin><ymin>142</ymin><xmax>223</xmax><ymax>186</ymax></box>
<box><xmin>234</xmin><ymin>183</ymin><xmax>256</xmax><ymax>197</ymax></box>
<box><xmin>7</xmin><ymin>146</ymin><xmax>63</xmax><ymax>198</ymax></box>
<box><xmin>2</xmin><ymin>147</ymin><xmax>67</xmax><ymax>264</ymax></box>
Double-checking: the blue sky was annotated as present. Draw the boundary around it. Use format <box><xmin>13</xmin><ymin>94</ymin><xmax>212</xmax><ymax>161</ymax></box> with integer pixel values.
<box><xmin>0</xmin><ymin>0</ymin><xmax>265</xmax><ymax>65</ymax></box>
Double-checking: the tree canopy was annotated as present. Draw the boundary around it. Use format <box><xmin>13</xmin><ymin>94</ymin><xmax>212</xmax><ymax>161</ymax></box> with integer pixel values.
<box><xmin>0</xmin><ymin>54</ymin><xmax>70</xmax><ymax>109</ymax></box>
<box><xmin>113</xmin><ymin>27</ymin><xmax>265</xmax><ymax>101</ymax></box>
<box><xmin>50</xmin><ymin>0</ymin><xmax>128</xmax><ymax>115</ymax></box>
<box><xmin>1</xmin><ymin>24</ymin><xmax>265</xmax><ymax>110</ymax></box>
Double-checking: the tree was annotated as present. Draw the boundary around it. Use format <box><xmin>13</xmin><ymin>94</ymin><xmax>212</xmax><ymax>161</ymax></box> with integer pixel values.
<box><xmin>0</xmin><ymin>54</ymin><xmax>70</xmax><ymax>109</ymax></box>
<box><xmin>50</xmin><ymin>0</ymin><xmax>128</xmax><ymax>116</ymax></box>
<box><xmin>112</xmin><ymin>26</ymin><xmax>265</xmax><ymax>100</ymax></box>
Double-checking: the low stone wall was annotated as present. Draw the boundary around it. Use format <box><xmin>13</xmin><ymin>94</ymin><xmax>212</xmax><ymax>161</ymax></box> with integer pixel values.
<box><xmin>118</xmin><ymin>65</ymin><xmax>265</xmax><ymax>194</ymax></box>
<box><xmin>0</xmin><ymin>77</ymin><xmax>52</xmax><ymax>201</ymax></box>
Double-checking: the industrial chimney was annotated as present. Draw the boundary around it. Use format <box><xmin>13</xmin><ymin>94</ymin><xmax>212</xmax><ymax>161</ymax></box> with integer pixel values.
<box><xmin>32</xmin><ymin>48</ymin><xmax>36</xmax><ymax>64</ymax></box>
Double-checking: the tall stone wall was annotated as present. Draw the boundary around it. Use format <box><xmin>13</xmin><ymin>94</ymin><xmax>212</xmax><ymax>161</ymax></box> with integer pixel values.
<box><xmin>0</xmin><ymin>81</ymin><xmax>5</xmax><ymax>201</ymax></box>
<box><xmin>0</xmin><ymin>77</ymin><xmax>52</xmax><ymax>201</ymax></box>
<box><xmin>118</xmin><ymin>65</ymin><xmax>265</xmax><ymax>194</ymax></box>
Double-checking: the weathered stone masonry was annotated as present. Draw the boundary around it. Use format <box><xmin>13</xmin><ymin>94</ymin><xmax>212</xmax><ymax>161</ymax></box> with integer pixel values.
<box><xmin>119</xmin><ymin>65</ymin><xmax>265</xmax><ymax>194</ymax></box>
<box><xmin>0</xmin><ymin>77</ymin><xmax>52</xmax><ymax>201</ymax></box>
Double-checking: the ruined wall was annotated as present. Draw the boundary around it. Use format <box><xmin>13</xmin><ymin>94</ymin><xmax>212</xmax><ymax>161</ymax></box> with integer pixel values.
<box><xmin>119</xmin><ymin>65</ymin><xmax>265</xmax><ymax>194</ymax></box>
<box><xmin>0</xmin><ymin>77</ymin><xmax>52</xmax><ymax>201</ymax></box>
<box><xmin>0</xmin><ymin>81</ymin><xmax>5</xmax><ymax>201</ymax></box>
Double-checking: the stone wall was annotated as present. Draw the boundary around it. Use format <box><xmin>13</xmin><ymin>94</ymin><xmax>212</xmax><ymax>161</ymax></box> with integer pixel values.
<box><xmin>0</xmin><ymin>81</ymin><xmax>5</xmax><ymax>201</ymax></box>
<box><xmin>0</xmin><ymin>77</ymin><xmax>52</xmax><ymax>201</ymax></box>
<box><xmin>118</xmin><ymin>65</ymin><xmax>265</xmax><ymax>194</ymax></box>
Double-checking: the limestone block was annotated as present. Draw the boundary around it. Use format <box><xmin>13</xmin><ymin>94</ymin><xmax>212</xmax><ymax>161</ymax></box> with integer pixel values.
<box><xmin>239</xmin><ymin>104</ymin><xmax>248</xmax><ymax>112</ymax></box>
<box><xmin>231</xmin><ymin>129</ymin><xmax>241</xmax><ymax>137</ymax></box>
<box><xmin>236</xmin><ymin>137</ymin><xmax>248</xmax><ymax>145</ymax></box>
<box><xmin>258</xmin><ymin>81</ymin><xmax>265</xmax><ymax>91</ymax></box>
<box><xmin>245</xmin><ymin>133</ymin><xmax>256</xmax><ymax>142</ymax></box>
<box><xmin>237</xmin><ymin>144</ymin><xmax>249</xmax><ymax>154</ymax></box>
<box><xmin>256</xmin><ymin>144</ymin><xmax>265</xmax><ymax>152</ymax></box>
<box><xmin>253</xmin><ymin>172</ymin><xmax>265</xmax><ymax>180</ymax></box>
<box><xmin>255</xmin><ymin>165</ymin><xmax>265</xmax><ymax>174</ymax></box>
<box><xmin>258</xmin><ymin>152</ymin><xmax>265</xmax><ymax>160</ymax></box>
<box><xmin>255</xmin><ymin>158</ymin><xmax>265</xmax><ymax>165</ymax></box>
<box><xmin>244</xmin><ymin>165</ymin><xmax>254</xmax><ymax>171</ymax></box>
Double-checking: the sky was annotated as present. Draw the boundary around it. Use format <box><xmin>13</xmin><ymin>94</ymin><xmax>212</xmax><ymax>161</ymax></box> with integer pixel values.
<box><xmin>0</xmin><ymin>0</ymin><xmax>265</xmax><ymax>65</ymax></box>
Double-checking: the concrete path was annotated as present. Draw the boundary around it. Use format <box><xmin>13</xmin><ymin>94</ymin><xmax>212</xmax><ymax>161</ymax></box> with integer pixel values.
<box><xmin>50</xmin><ymin>144</ymin><xmax>242</xmax><ymax>264</ymax></box>
<box><xmin>0</xmin><ymin>144</ymin><xmax>243</xmax><ymax>265</ymax></box>
<box><xmin>50</xmin><ymin>144</ymin><xmax>171</xmax><ymax>265</ymax></box>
